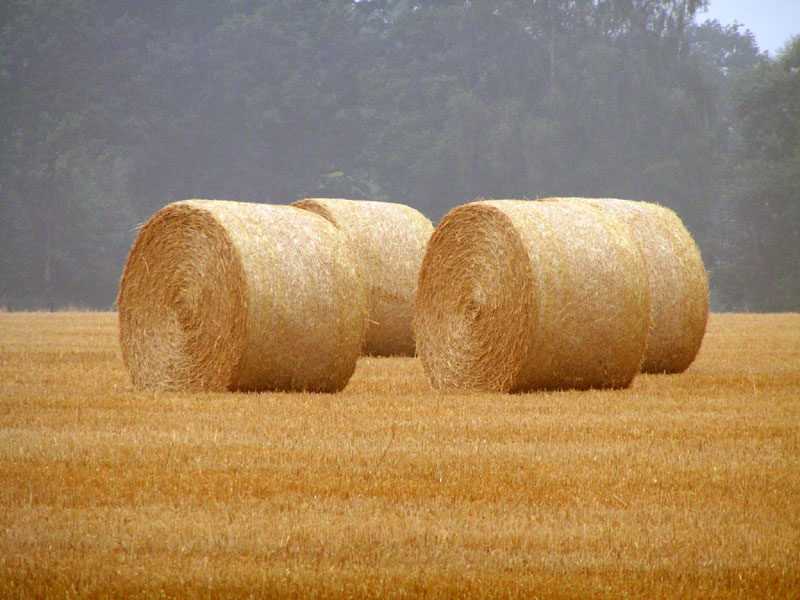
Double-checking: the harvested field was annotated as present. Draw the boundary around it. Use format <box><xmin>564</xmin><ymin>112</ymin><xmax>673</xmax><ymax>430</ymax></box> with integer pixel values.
<box><xmin>1</xmin><ymin>312</ymin><xmax>799</xmax><ymax>599</ymax></box>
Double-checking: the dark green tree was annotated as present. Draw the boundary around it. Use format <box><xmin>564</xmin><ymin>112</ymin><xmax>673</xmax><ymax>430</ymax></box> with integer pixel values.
<box><xmin>721</xmin><ymin>36</ymin><xmax>800</xmax><ymax>310</ymax></box>
<box><xmin>1</xmin><ymin>0</ymin><xmax>795</xmax><ymax>310</ymax></box>
<box><xmin>0</xmin><ymin>1</ymin><xmax>139</xmax><ymax>308</ymax></box>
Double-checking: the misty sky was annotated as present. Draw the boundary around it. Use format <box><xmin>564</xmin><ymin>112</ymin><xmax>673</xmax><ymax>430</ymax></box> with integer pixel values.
<box><xmin>702</xmin><ymin>0</ymin><xmax>800</xmax><ymax>56</ymax></box>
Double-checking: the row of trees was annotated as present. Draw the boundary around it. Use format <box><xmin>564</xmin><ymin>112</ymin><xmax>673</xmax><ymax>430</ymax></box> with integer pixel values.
<box><xmin>1</xmin><ymin>0</ymin><xmax>798</xmax><ymax>310</ymax></box>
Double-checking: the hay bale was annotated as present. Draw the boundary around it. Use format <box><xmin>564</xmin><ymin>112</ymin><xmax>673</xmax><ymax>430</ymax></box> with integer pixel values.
<box><xmin>117</xmin><ymin>200</ymin><xmax>367</xmax><ymax>392</ymax></box>
<box><xmin>292</xmin><ymin>198</ymin><xmax>434</xmax><ymax>356</ymax></box>
<box><xmin>557</xmin><ymin>198</ymin><xmax>708</xmax><ymax>373</ymax></box>
<box><xmin>414</xmin><ymin>199</ymin><xmax>650</xmax><ymax>392</ymax></box>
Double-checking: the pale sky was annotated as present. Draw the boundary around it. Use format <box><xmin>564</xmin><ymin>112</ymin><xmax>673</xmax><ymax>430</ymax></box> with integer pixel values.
<box><xmin>701</xmin><ymin>0</ymin><xmax>800</xmax><ymax>56</ymax></box>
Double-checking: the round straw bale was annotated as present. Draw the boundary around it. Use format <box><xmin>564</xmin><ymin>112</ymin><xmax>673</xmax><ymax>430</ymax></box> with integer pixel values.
<box><xmin>117</xmin><ymin>200</ymin><xmax>367</xmax><ymax>392</ymax></box>
<box><xmin>292</xmin><ymin>198</ymin><xmax>434</xmax><ymax>356</ymax></box>
<box><xmin>414</xmin><ymin>199</ymin><xmax>650</xmax><ymax>392</ymax></box>
<box><xmin>557</xmin><ymin>198</ymin><xmax>708</xmax><ymax>373</ymax></box>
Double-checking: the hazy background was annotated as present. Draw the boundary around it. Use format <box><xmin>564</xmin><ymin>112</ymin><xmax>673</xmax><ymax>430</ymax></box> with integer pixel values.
<box><xmin>1</xmin><ymin>0</ymin><xmax>798</xmax><ymax>312</ymax></box>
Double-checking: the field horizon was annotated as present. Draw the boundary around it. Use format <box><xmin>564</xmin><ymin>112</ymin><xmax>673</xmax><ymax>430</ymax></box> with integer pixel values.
<box><xmin>1</xmin><ymin>312</ymin><xmax>798</xmax><ymax>598</ymax></box>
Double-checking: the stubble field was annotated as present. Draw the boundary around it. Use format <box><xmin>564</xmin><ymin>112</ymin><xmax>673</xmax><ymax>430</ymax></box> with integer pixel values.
<box><xmin>0</xmin><ymin>312</ymin><xmax>798</xmax><ymax>598</ymax></box>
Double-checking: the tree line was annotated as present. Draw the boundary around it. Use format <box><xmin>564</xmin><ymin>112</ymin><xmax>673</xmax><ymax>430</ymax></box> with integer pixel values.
<box><xmin>1</xmin><ymin>0</ymin><xmax>798</xmax><ymax>311</ymax></box>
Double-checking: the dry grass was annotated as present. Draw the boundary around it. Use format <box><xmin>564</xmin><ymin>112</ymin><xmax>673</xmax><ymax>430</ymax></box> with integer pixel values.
<box><xmin>1</xmin><ymin>312</ymin><xmax>798</xmax><ymax>599</ymax></box>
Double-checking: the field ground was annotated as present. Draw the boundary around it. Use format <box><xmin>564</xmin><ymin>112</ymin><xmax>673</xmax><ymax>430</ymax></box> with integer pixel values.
<box><xmin>1</xmin><ymin>312</ymin><xmax>799</xmax><ymax>599</ymax></box>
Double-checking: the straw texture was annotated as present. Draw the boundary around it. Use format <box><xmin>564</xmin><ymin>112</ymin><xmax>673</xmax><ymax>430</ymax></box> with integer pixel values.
<box><xmin>293</xmin><ymin>198</ymin><xmax>433</xmax><ymax>356</ymax></box>
<box><xmin>414</xmin><ymin>199</ymin><xmax>650</xmax><ymax>392</ymax></box>
<box><xmin>561</xmin><ymin>198</ymin><xmax>708</xmax><ymax>373</ymax></box>
<box><xmin>117</xmin><ymin>200</ymin><xmax>367</xmax><ymax>392</ymax></box>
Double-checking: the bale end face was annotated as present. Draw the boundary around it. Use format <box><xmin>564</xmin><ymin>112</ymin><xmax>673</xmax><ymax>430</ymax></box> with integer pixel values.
<box><xmin>117</xmin><ymin>201</ymin><xmax>248</xmax><ymax>392</ymax></box>
<box><xmin>415</xmin><ymin>203</ymin><xmax>536</xmax><ymax>392</ymax></box>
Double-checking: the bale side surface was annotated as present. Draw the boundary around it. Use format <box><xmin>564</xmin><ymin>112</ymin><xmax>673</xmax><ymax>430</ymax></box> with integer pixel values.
<box><xmin>414</xmin><ymin>200</ymin><xmax>650</xmax><ymax>392</ymax></box>
<box><xmin>557</xmin><ymin>198</ymin><xmax>709</xmax><ymax>373</ymax></box>
<box><xmin>117</xmin><ymin>200</ymin><xmax>367</xmax><ymax>392</ymax></box>
<box><xmin>293</xmin><ymin>198</ymin><xmax>433</xmax><ymax>356</ymax></box>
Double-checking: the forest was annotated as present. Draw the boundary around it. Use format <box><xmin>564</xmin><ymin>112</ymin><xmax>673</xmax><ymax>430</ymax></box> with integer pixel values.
<box><xmin>1</xmin><ymin>0</ymin><xmax>798</xmax><ymax>311</ymax></box>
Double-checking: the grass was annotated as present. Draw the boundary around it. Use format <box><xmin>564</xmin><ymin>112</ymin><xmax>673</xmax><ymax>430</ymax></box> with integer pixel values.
<box><xmin>0</xmin><ymin>312</ymin><xmax>798</xmax><ymax>599</ymax></box>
